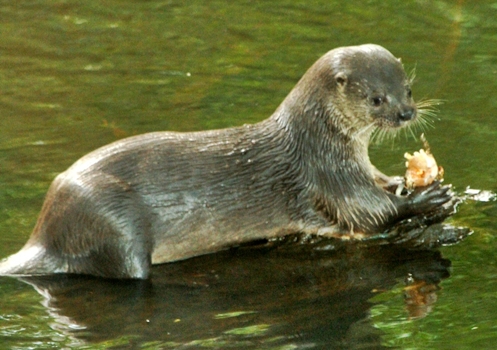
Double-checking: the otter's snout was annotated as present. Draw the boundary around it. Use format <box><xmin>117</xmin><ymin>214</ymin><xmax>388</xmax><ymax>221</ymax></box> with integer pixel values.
<box><xmin>398</xmin><ymin>106</ymin><xmax>416</xmax><ymax>122</ymax></box>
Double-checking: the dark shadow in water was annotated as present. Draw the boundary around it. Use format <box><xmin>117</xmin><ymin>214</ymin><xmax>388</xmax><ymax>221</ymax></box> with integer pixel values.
<box><xmin>16</xmin><ymin>239</ymin><xmax>451</xmax><ymax>349</ymax></box>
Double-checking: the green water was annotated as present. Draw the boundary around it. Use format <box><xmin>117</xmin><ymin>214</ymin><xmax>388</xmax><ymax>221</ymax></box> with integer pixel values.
<box><xmin>1</xmin><ymin>0</ymin><xmax>496</xmax><ymax>349</ymax></box>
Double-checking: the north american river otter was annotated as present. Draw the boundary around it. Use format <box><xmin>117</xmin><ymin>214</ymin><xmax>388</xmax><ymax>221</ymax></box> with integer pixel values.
<box><xmin>0</xmin><ymin>44</ymin><xmax>452</xmax><ymax>279</ymax></box>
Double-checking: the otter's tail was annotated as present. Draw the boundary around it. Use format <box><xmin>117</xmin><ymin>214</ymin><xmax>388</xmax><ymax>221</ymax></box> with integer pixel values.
<box><xmin>0</xmin><ymin>245</ymin><xmax>59</xmax><ymax>276</ymax></box>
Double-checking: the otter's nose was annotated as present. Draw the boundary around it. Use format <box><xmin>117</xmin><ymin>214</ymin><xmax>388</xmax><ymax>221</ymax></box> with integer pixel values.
<box><xmin>398</xmin><ymin>107</ymin><xmax>416</xmax><ymax>121</ymax></box>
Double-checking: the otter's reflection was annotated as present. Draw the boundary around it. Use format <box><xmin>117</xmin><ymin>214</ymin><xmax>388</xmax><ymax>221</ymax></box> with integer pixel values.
<box><xmin>18</xmin><ymin>240</ymin><xmax>451</xmax><ymax>348</ymax></box>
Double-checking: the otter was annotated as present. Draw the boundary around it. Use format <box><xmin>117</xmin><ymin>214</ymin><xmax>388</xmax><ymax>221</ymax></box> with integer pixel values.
<box><xmin>0</xmin><ymin>44</ymin><xmax>452</xmax><ymax>279</ymax></box>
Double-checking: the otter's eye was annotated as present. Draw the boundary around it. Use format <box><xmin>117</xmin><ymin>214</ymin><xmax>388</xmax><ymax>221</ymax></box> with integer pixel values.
<box><xmin>407</xmin><ymin>88</ymin><xmax>412</xmax><ymax>98</ymax></box>
<box><xmin>371</xmin><ymin>96</ymin><xmax>383</xmax><ymax>107</ymax></box>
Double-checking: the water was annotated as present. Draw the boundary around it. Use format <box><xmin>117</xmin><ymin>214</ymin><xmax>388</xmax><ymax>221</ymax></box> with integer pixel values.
<box><xmin>1</xmin><ymin>0</ymin><xmax>496</xmax><ymax>348</ymax></box>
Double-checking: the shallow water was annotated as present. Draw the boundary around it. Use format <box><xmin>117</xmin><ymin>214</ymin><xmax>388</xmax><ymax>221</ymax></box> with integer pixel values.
<box><xmin>0</xmin><ymin>0</ymin><xmax>496</xmax><ymax>349</ymax></box>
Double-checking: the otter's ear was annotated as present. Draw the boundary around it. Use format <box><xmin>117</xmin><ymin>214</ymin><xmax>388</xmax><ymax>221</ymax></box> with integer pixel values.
<box><xmin>335</xmin><ymin>72</ymin><xmax>347</xmax><ymax>87</ymax></box>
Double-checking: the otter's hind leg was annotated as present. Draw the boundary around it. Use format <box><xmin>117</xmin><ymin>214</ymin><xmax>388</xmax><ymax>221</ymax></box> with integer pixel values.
<box><xmin>22</xmin><ymin>172</ymin><xmax>152</xmax><ymax>279</ymax></box>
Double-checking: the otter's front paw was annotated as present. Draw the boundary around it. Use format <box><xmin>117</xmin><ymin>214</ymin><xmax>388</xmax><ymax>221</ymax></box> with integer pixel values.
<box><xmin>407</xmin><ymin>181</ymin><xmax>452</xmax><ymax>215</ymax></box>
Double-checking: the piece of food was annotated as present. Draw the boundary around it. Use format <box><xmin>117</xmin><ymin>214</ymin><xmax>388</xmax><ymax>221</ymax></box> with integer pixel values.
<box><xmin>404</xmin><ymin>134</ymin><xmax>444</xmax><ymax>189</ymax></box>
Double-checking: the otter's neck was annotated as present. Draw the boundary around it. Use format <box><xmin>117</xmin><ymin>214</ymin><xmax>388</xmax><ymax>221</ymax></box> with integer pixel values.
<box><xmin>271</xmin><ymin>85</ymin><xmax>373</xmax><ymax>176</ymax></box>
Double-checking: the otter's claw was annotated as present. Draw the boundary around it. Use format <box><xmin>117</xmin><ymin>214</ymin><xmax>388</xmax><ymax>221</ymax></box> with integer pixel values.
<box><xmin>408</xmin><ymin>181</ymin><xmax>452</xmax><ymax>215</ymax></box>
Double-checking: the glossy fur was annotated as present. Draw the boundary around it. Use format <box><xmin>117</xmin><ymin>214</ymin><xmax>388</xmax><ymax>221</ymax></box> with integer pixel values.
<box><xmin>0</xmin><ymin>44</ymin><xmax>451</xmax><ymax>278</ymax></box>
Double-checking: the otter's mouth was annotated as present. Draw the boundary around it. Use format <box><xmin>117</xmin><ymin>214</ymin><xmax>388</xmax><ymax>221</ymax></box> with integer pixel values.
<box><xmin>375</xmin><ymin>110</ymin><xmax>417</xmax><ymax>129</ymax></box>
<box><xmin>370</xmin><ymin>100</ymin><xmax>440</xmax><ymax>144</ymax></box>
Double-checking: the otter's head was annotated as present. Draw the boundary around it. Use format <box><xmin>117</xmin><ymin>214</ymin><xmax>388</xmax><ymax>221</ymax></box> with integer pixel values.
<box><xmin>325</xmin><ymin>44</ymin><xmax>417</xmax><ymax>134</ymax></box>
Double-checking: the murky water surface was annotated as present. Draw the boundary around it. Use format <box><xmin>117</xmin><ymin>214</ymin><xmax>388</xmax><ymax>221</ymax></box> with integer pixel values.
<box><xmin>1</xmin><ymin>1</ymin><xmax>496</xmax><ymax>349</ymax></box>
